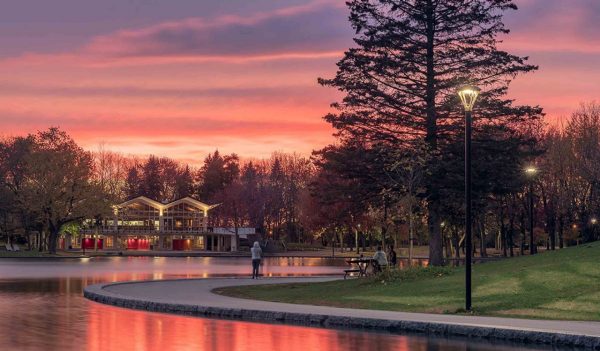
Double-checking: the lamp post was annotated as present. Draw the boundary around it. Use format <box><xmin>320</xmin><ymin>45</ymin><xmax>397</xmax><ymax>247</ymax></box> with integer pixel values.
<box><xmin>458</xmin><ymin>86</ymin><xmax>480</xmax><ymax>312</ymax></box>
<box><xmin>356</xmin><ymin>223</ymin><xmax>361</xmax><ymax>254</ymax></box>
<box><xmin>525</xmin><ymin>167</ymin><xmax>538</xmax><ymax>255</ymax></box>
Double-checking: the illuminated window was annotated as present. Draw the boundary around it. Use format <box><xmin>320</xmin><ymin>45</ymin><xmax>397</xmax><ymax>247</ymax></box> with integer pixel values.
<box><xmin>196</xmin><ymin>236</ymin><xmax>205</xmax><ymax>249</ymax></box>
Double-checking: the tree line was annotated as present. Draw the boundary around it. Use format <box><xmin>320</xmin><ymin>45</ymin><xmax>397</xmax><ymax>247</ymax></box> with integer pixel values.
<box><xmin>1</xmin><ymin>103</ymin><xmax>599</xmax><ymax>255</ymax></box>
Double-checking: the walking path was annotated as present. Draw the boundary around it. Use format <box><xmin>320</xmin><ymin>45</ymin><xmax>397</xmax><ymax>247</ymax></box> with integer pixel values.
<box><xmin>84</xmin><ymin>277</ymin><xmax>600</xmax><ymax>349</ymax></box>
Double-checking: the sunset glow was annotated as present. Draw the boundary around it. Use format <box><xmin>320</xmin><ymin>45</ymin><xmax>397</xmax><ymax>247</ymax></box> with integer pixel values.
<box><xmin>1</xmin><ymin>0</ymin><xmax>598</xmax><ymax>163</ymax></box>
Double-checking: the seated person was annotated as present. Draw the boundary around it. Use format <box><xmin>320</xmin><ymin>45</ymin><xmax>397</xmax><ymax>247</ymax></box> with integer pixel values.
<box><xmin>372</xmin><ymin>246</ymin><xmax>388</xmax><ymax>273</ymax></box>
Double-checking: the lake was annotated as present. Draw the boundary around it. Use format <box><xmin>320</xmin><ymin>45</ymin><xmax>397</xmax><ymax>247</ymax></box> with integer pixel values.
<box><xmin>0</xmin><ymin>256</ymin><xmax>563</xmax><ymax>350</ymax></box>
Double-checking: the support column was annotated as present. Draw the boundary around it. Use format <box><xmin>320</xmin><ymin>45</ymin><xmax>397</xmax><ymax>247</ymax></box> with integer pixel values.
<box><xmin>230</xmin><ymin>236</ymin><xmax>237</xmax><ymax>252</ymax></box>
<box><xmin>159</xmin><ymin>209</ymin><xmax>164</xmax><ymax>231</ymax></box>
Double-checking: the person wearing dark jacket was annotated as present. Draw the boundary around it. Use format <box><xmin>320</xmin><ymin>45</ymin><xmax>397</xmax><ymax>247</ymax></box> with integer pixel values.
<box><xmin>388</xmin><ymin>245</ymin><xmax>397</xmax><ymax>267</ymax></box>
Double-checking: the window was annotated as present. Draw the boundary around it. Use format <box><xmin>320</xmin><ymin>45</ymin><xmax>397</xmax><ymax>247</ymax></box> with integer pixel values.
<box><xmin>195</xmin><ymin>236</ymin><xmax>205</xmax><ymax>249</ymax></box>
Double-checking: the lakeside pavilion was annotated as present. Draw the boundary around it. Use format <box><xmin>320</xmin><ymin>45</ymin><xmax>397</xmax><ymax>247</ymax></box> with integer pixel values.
<box><xmin>61</xmin><ymin>196</ymin><xmax>253</xmax><ymax>252</ymax></box>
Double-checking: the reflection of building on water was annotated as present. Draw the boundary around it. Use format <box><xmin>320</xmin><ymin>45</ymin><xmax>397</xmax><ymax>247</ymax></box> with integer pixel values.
<box><xmin>59</xmin><ymin>196</ymin><xmax>256</xmax><ymax>252</ymax></box>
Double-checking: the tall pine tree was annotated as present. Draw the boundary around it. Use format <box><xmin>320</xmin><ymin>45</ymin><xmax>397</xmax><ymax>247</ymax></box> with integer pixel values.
<box><xmin>320</xmin><ymin>0</ymin><xmax>543</xmax><ymax>265</ymax></box>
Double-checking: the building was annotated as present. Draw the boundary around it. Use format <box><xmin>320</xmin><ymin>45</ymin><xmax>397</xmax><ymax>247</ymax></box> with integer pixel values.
<box><xmin>62</xmin><ymin>196</ymin><xmax>253</xmax><ymax>252</ymax></box>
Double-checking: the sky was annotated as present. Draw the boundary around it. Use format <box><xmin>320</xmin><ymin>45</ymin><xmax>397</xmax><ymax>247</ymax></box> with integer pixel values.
<box><xmin>0</xmin><ymin>0</ymin><xmax>598</xmax><ymax>164</ymax></box>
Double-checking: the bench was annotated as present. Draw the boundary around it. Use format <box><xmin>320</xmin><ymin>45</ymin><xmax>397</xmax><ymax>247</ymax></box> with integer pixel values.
<box><xmin>343</xmin><ymin>269</ymin><xmax>360</xmax><ymax>279</ymax></box>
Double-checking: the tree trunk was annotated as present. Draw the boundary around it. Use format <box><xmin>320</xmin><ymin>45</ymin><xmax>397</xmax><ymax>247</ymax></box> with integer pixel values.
<box><xmin>424</xmin><ymin>0</ymin><xmax>443</xmax><ymax>267</ymax></box>
<box><xmin>444</xmin><ymin>233</ymin><xmax>452</xmax><ymax>259</ymax></box>
<box><xmin>48</xmin><ymin>226</ymin><xmax>60</xmax><ymax>255</ymax></box>
<box><xmin>37</xmin><ymin>231</ymin><xmax>43</xmax><ymax>252</ymax></box>
<box><xmin>428</xmin><ymin>201</ymin><xmax>444</xmax><ymax>265</ymax></box>
<box><xmin>331</xmin><ymin>231</ymin><xmax>335</xmax><ymax>257</ymax></box>
<box><xmin>558</xmin><ymin>216</ymin><xmax>564</xmax><ymax>249</ymax></box>
<box><xmin>382</xmin><ymin>196</ymin><xmax>388</xmax><ymax>247</ymax></box>
<box><xmin>452</xmin><ymin>229</ymin><xmax>460</xmax><ymax>259</ymax></box>
<box><xmin>519</xmin><ymin>213</ymin><xmax>526</xmax><ymax>255</ymax></box>
<box><xmin>409</xmin><ymin>210</ymin><xmax>414</xmax><ymax>264</ymax></box>
<box><xmin>479</xmin><ymin>218</ymin><xmax>487</xmax><ymax>258</ymax></box>
<box><xmin>508</xmin><ymin>215</ymin><xmax>515</xmax><ymax>257</ymax></box>
<box><xmin>499</xmin><ymin>205</ymin><xmax>507</xmax><ymax>257</ymax></box>
<box><xmin>361</xmin><ymin>231</ymin><xmax>366</xmax><ymax>252</ymax></box>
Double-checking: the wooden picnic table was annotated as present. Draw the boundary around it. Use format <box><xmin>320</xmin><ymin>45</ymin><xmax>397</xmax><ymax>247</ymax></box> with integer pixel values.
<box><xmin>344</xmin><ymin>258</ymin><xmax>375</xmax><ymax>279</ymax></box>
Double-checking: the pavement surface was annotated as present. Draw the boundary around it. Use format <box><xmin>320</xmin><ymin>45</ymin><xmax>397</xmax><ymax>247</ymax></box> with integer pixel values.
<box><xmin>96</xmin><ymin>277</ymin><xmax>600</xmax><ymax>338</ymax></box>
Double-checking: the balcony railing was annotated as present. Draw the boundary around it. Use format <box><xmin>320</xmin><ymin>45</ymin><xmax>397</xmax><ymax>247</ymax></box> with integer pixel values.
<box><xmin>80</xmin><ymin>226</ymin><xmax>213</xmax><ymax>235</ymax></box>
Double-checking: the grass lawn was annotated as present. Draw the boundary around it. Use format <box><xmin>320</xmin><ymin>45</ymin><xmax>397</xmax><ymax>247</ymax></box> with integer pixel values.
<box><xmin>216</xmin><ymin>241</ymin><xmax>600</xmax><ymax>321</ymax></box>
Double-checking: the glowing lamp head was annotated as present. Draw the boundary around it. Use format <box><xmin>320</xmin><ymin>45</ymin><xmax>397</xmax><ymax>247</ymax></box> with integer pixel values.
<box><xmin>591</xmin><ymin>218</ymin><xmax>598</xmax><ymax>225</ymax></box>
<box><xmin>457</xmin><ymin>86</ymin><xmax>480</xmax><ymax>112</ymax></box>
<box><xmin>525</xmin><ymin>167</ymin><xmax>538</xmax><ymax>176</ymax></box>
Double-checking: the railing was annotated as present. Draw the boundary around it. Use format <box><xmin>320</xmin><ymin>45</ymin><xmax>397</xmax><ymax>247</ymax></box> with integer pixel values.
<box><xmin>80</xmin><ymin>227</ymin><xmax>214</xmax><ymax>235</ymax></box>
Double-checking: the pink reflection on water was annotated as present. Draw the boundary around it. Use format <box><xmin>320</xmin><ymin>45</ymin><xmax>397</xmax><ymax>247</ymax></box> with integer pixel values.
<box><xmin>86</xmin><ymin>302</ymin><xmax>416</xmax><ymax>351</ymax></box>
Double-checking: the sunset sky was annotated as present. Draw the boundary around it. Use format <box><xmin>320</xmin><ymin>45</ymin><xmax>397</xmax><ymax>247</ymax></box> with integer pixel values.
<box><xmin>1</xmin><ymin>0</ymin><xmax>598</xmax><ymax>164</ymax></box>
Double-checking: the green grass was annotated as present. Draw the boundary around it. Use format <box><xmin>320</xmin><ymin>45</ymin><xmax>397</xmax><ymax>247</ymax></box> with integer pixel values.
<box><xmin>216</xmin><ymin>242</ymin><xmax>600</xmax><ymax>321</ymax></box>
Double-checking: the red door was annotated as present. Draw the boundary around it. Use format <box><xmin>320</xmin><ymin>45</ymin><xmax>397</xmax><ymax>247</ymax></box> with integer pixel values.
<box><xmin>127</xmin><ymin>238</ymin><xmax>138</xmax><ymax>250</ymax></box>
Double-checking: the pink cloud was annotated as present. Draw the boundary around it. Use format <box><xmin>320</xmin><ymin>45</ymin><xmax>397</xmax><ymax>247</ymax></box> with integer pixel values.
<box><xmin>83</xmin><ymin>0</ymin><xmax>350</xmax><ymax>60</ymax></box>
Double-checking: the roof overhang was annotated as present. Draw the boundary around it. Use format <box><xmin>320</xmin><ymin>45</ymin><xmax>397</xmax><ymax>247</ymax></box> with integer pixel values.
<box><xmin>115</xmin><ymin>196</ymin><xmax>218</xmax><ymax>213</ymax></box>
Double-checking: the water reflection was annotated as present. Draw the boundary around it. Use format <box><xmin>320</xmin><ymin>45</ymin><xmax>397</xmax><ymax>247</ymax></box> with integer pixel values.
<box><xmin>88</xmin><ymin>302</ymin><xmax>516</xmax><ymax>351</ymax></box>
<box><xmin>0</xmin><ymin>257</ymin><xmax>563</xmax><ymax>351</ymax></box>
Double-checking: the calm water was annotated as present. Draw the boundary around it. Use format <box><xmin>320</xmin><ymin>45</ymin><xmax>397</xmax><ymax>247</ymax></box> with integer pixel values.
<box><xmin>0</xmin><ymin>257</ymin><xmax>563</xmax><ymax>351</ymax></box>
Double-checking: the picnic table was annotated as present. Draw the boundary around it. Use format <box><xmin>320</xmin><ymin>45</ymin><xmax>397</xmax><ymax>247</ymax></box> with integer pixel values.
<box><xmin>344</xmin><ymin>257</ymin><xmax>375</xmax><ymax>279</ymax></box>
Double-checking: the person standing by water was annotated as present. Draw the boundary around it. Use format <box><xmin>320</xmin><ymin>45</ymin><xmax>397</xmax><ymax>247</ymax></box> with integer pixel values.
<box><xmin>251</xmin><ymin>241</ymin><xmax>263</xmax><ymax>279</ymax></box>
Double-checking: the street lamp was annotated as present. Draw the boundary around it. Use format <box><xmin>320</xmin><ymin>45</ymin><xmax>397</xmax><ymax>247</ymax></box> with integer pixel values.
<box><xmin>458</xmin><ymin>85</ymin><xmax>480</xmax><ymax>312</ymax></box>
<box><xmin>525</xmin><ymin>166</ymin><xmax>538</xmax><ymax>255</ymax></box>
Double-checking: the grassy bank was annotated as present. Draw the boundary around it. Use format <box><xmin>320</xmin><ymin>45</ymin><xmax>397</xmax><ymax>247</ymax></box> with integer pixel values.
<box><xmin>216</xmin><ymin>242</ymin><xmax>600</xmax><ymax>321</ymax></box>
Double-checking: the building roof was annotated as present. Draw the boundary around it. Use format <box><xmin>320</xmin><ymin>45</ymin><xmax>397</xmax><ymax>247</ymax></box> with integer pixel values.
<box><xmin>116</xmin><ymin>196</ymin><xmax>219</xmax><ymax>212</ymax></box>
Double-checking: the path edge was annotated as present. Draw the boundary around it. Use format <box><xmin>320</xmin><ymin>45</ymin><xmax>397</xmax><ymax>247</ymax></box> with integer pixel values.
<box><xmin>84</xmin><ymin>282</ymin><xmax>600</xmax><ymax>350</ymax></box>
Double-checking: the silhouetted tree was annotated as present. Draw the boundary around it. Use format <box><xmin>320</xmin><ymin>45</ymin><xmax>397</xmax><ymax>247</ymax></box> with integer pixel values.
<box><xmin>125</xmin><ymin>165</ymin><xmax>142</xmax><ymax>199</ymax></box>
<box><xmin>142</xmin><ymin>156</ymin><xmax>162</xmax><ymax>201</ymax></box>
<box><xmin>175</xmin><ymin>165</ymin><xmax>194</xmax><ymax>199</ymax></box>
<box><xmin>320</xmin><ymin>0</ymin><xmax>543</xmax><ymax>264</ymax></box>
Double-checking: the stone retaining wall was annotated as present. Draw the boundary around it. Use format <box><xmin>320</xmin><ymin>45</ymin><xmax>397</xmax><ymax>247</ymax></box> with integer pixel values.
<box><xmin>84</xmin><ymin>284</ymin><xmax>600</xmax><ymax>350</ymax></box>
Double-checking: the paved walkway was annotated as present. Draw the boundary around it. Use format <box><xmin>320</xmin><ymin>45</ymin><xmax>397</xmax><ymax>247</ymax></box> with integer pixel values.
<box><xmin>87</xmin><ymin>277</ymin><xmax>600</xmax><ymax>339</ymax></box>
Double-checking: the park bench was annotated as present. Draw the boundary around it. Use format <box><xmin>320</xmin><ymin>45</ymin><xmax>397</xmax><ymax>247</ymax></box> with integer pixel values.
<box><xmin>344</xmin><ymin>258</ymin><xmax>375</xmax><ymax>279</ymax></box>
